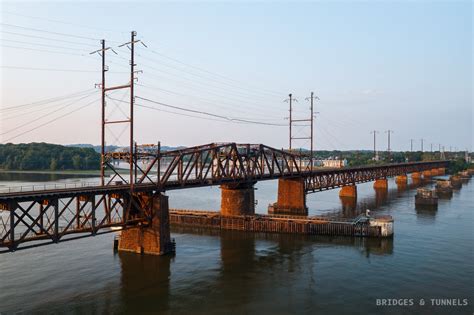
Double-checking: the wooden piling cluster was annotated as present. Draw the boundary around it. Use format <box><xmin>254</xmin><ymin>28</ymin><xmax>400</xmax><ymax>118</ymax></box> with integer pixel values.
<box><xmin>169</xmin><ymin>209</ymin><xmax>385</xmax><ymax>237</ymax></box>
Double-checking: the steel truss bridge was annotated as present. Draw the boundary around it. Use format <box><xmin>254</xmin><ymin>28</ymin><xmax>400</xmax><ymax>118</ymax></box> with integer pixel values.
<box><xmin>0</xmin><ymin>142</ymin><xmax>448</xmax><ymax>252</ymax></box>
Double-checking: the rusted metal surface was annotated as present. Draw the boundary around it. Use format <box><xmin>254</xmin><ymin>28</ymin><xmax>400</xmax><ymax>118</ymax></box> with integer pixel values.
<box><xmin>0</xmin><ymin>191</ymin><xmax>155</xmax><ymax>252</ymax></box>
<box><xmin>0</xmin><ymin>142</ymin><xmax>448</xmax><ymax>252</ymax></box>
<box><xmin>103</xmin><ymin>142</ymin><xmax>448</xmax><ymax>193</ymax></box>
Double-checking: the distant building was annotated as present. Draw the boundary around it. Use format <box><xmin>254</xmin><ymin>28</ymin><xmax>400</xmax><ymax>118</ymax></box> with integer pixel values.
<box><xmin>316</xmin><ymin>158</ymin><xmax>347</xmax><ymax>168</ymax></box>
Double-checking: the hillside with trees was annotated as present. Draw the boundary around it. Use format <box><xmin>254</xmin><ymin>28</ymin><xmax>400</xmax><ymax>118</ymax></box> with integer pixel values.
<box><xmin>0</xmin><ymin>143</ymin><xmax>100</xmax><ymax>171</ymax></box>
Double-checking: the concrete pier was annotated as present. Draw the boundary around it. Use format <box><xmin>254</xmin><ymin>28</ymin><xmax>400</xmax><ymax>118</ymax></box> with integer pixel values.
<box><xmin>415</xmin><ymin>188</ymin><xmax>438</xmax><ymax>207</ymax></box>
<box><xmin>450</xmin><ymin>175</ymin><xmax>462</xmax><ymax>189</ymax></box>
<box><xmin>221</xmin><ymin>183</ymin><xmax>256</xmax><ymax>216</ymax></box>
<box><xmin>435</xmin><ymin>180</ymin><xmax>453</xmax><ymax>199</ymax></box>
<box><xmin>118</xmin><ymin>193</ymin><xmax>174</xmax><ymax>255</ymax></box>
<box><xmin>422</xmin><ymin>170</ymin><xmax>432</xmax><ymax>179</ymax></box>
<box><xmin>395</xmin><ymin>175</ymin><xmax>407</xmax><ymax>185</ymax></box>
<box><xmin>269</xmin><ymin>178</ymin><xmax>308</xmax><ymax>216</ymax></box>
<box><xmin>339</xmin><ymin>185</ymin><xmax>357</xmax><ymax>198</ymax></box>
<box><xmin>438</xmin><ymin>168</ymin><xmax>446</xmax><ymax>175</ymax></box>
<box><xmin>373</xmin><ymin>178</ymin><xmax>388</xmax><ymax>189</ymax></box>
<box><xmin>411</xmin><ymin>172</ymin><xmax>422</xmax><ymax>181</ymax></box>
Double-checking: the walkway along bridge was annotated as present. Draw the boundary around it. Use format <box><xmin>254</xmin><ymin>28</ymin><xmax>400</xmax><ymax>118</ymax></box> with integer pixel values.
<box><xmin>0</xmin><ymin>142</ymin><xmax>448</xmax><ymax>253</ymax></box>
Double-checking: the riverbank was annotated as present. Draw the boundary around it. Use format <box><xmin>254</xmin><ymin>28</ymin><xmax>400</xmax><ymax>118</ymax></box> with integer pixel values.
<box><xmin>0</xmin><ymin>169</ymin><xmax>102</xmax><ymax>176</ymax></box>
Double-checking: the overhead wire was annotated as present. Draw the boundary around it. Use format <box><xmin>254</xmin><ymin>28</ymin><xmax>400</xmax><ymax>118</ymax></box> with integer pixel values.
<box><xmin>0</xmin><ymin>65</ymin><xmax>122</xmax><ymax>73</ymax></box>
<box><xmin>1</xmin><ymin>88</ymin><xmax>95</xmax><ymax>112</ymax></box>
<box><xmin>141</xmin><ymin>48</ymin><xmax>282</xmax><ymax>96</ymax></box>
<box><xmin>2</xmin><ymin>92</ymin><xmax>97</xmax><ymax>120</ymax></box>
<box><xmin>1</xmin><ymin>91</ymin><xmax>97</xmax><ymax>135</ymax></box>
<box><xmin>0</xmin><ymin>38</ymin><xmax>92</xmax><ymax>52</ymax></box>
<box><xmin>0</xmin><ymin>30</ymin><xmax>98</xmax><ymax>47</ymax></box>
<box><xmin>135</xmin><ymin>96</ymin><xmax>286</xmax><ymax>126</ymax></box>
<box><xmin>2</xmin><ymin>97</ymin><xmax>100</xmax><ymax>143</ymax></box>
<box><xmin>136</xmin><ymin>83</ymin><xmax>284</xmax><ymax>120</ymax></box>
<box><xmin>0</xmin><ymin>23</ymin><xmax>103</xmax><ymax>41</ymax></box>
<box><xmin>137</xmin><ymin>51</ymin><xmax>281</xmax><ymax>101</ymax></box>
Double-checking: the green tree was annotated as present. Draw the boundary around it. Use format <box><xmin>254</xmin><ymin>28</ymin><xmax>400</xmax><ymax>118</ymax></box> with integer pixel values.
<box><xmin>50</xmin><ymin>158</ymin><xmax>58</xmax><ymax>171</ymax></box>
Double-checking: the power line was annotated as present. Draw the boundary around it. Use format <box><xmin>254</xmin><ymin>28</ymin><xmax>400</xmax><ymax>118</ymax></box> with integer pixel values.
<box><xmin>0</xmin><ymin>23</ymin><xmax>102</xmax><ymax>41</ymax></box>
<box><xmin>1</xmin><ymin>92</ymin><xmax>97</xmax><ymax>136</ymax></box>
<box><xmin>135</xmin><ymin>96</ymin><xmax>286</xmax><ymax>126</ymax></box>
<box><xmin>138</xmin><ymin>50</ymin><xmax>281</xmax><ymax>100</ymax></box>
<box><xmin>143</xmin><ymin>48</ymin><xmax>282</xmax><ymax>97</ymax></box>
<box><xmin>0</xmin><ymin>44</ymin><xmax>85</xmax><ymax>56</ymax></box>
<box><xmin>1</xmin><ymin>88</ymin><xmax>95</xmax><ymax>112</ymax></box>
<box><xmin>139</xmin><ymin>72</ymin><xmax>287</xmax><ymax>116</ymax></box>
<box><xmin>0</xmin><ymin>65</ymin><xmax>103</xmax><ymax>73</ymax></box>
<box><xmin>136</xmin><ymin>61</ymin><xmax>280</xmax><ymax>107</ymax></box>
<box><xmin>2</xmin><ymin>11</ymin><xmax>124</xmax><ymax>34</ymax></box>
<box><xmin>136</xmin><ymin>83</ymin><xmax>284</xmax><ymax>120</ymax></box>
<box><xmin>2</xmin><ymin>91</ymin><xmax>97</xmax><ymax>120</ymax></box>
<box><xmin>2</xmin><ymin>97</ymin><xmax>100</xmax><ymax>143</ymax></box>
<box><xmin>0</xmin><ymin>38</ymin><xmax>91</xmax><ymax>52</ymax></box>
<box><xmin>0</xmin><ymin>30</ymin><xmax>98</xmax><ymax>47</ymax></box>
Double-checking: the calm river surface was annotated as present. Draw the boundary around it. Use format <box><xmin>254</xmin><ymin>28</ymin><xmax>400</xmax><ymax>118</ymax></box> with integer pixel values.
<box><xmin>0</xmin><ymin>173</ymin><xmax>472</xmax><ymax>314</ymax></box>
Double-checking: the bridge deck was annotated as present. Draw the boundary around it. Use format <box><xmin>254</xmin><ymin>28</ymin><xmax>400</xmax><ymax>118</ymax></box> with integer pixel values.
<box><xmin>0</xmin><ymin>159</ymin><xmax>447</xmax><ymax>252</ymax></box>
<box><xmin>0</xmin><ymin>161</ymin><xmax>447</xmax><ymax>202</ymax></box>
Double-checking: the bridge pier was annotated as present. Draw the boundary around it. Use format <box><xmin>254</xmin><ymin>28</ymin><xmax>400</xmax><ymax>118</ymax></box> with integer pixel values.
<box><xmin>430</xmin><ymin>168</ymin><xmax>439</xmax><ymax>176</ymax></box>
<box><xmin>339</xmin><ymin>185</ymin><xmax>357</xmax><ymax>198</ymax></box>
<box><xmin>422</xmin><ymin>170</ymin><xmax>432</xmax><ymax>179</ymax></box>
<box><xmin>438</xmin><ymin>168</ymin><xmax>445</xmax><ymax>175</ymax></box>
<box><xmin>395</xmin><ymin>175</ymin><xmax>408</xmax><ymax>185</ymax></box>
<box><xmin>118</xmin><ymin>193</ymin><xmax>174</xmax><ymax>256</ymax></box>
<box><xmin>269</xmin><ymin>178</ymin><xmax>308</xmax><ymax>216</ymax></box>
<box><xmin>411</xmin><ymin>172</ymin><xmax>422</xmax><ymax>181</ymax></box>
<box><xmin>373</xmin><ymin>178</ymin><xmax>388</xmax><ymax>189</ymax></box>
<box><xmin>220</xmin><ymin>182</ymin><xmax>255</xmax><ymax>216</ymax></box>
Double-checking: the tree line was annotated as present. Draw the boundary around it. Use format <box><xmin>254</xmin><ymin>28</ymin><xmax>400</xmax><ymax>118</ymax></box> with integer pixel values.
<box><xmin>0</xmin><ymin>143</ymin><xmax>100</xmax><ymax>171</ymax></box>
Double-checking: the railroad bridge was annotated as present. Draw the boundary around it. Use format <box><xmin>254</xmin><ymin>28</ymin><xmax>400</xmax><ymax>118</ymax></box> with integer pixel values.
<box><xmin>0</xmin><ymin>142</ymin><xmax>448</xmax><ymax>253</ymax></box>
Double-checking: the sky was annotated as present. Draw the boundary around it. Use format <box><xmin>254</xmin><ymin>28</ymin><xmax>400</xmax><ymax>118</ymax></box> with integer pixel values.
<box><xmin>0</xmin><ymin>0</ymin><xmax>472</xmax><ymax>152</ymax></box>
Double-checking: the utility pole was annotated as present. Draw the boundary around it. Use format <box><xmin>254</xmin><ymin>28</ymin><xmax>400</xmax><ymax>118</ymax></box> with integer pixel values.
<box><xmin>371</xmin><ymin>130</ymin><xmax>379</xmax><ymax>160</ymax></box>
<box><xmin>430</xmin><ymin>143</ymin><xmax>433</xmax><ymax>152</ymax></box>
<box><xmin>129</xmin><ymin>31</ymin><xmax>136</xmax><ymax>189</ymax></box>
<box><xmin>439</xmin><ymin>143</ymin><xmax>441</xmax><ymax>152</ymax></box>
<box><xmin>385</xmin><ymin>130</ymin><xmax>393</xmax><ymax>161</ymax></box>
<box><xmin>304</xmin><ymin>92</ymin><xmax>319</xmax><ymax>170</ymax></box>
<box><xmin>92</xmin><ymin>31</ymin><xmax>141</xmax><ymax>188</ymax></box>
<box><xmin>420</xmin><ymin>138</ymin><xmax>424</xmax><ymax>152</ymax></box>
<box><xmin>90</xmin><ymin>39</ymin><xmax>114</xmax><ymax>186</ymax></box>
<box><xmin>410</xmin><ymin>139</ymin><xmax>414</xmax><ymax>152</ymax></box>
<box><xmin>284</xmin><ymin>93</ymin><xmax>296</xmax><ymax>151</ymax></box>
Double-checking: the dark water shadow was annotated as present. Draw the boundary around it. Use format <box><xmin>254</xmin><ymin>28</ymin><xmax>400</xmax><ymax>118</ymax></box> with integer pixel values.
<box><xmin>117</xmin><ymin>251</ymin><xmax>173</xmax><ymax>314</ymax></box>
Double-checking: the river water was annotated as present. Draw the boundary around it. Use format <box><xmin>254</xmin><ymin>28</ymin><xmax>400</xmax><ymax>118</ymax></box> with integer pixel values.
<box><xmin>0</xmin><ymin>173</ymin><xmax>472</xmax><ymax>314</ymax></box>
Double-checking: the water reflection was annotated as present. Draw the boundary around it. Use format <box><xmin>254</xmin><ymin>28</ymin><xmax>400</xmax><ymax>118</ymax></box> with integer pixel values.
<box><xmin>396</xmin><ymin>182</ymin><xmax>408</xmax><ymax>194</ymax></box>
<box><xmin>173</xmin><ymin>226</ymin><xmax>394</xmax><ymax>258</ymax></box>
<box><xmin>374</xmin><ymin>187</ymin><xmax>388</xmax><ymax>207</ymax></box>
<box><xmin>415</xmin><ymin>204</ymin><xmax>438</xmax><ymax>223</ymax></box>
<box><xmin>118</xmin><ymin>251</ymin><xmax>172</xmax><ymax>313</ymax></box>
<box><xmin>339</xmin><ymin>196</ymin><xmax>357</xmax><ymax>216</ymax></box>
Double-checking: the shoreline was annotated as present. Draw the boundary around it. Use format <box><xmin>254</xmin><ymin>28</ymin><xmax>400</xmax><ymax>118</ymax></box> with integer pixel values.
<box><xmin>0</xmin><ymin>169</ymin><xmax>107</xmax><ymax>176</ymax></box>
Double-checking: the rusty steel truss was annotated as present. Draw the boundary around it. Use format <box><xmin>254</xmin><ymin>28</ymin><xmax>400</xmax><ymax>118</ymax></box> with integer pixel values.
<box><xmin>0</xmin><ymin>142</ymin><xmax>448</xmax><ymax>252</ymax></box>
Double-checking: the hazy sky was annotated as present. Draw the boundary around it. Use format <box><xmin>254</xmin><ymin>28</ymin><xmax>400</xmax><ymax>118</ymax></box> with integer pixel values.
<box><xmin>0</xmin><ymin>0</ymin><xmax>472</xmax><ymax>152</ymax></box>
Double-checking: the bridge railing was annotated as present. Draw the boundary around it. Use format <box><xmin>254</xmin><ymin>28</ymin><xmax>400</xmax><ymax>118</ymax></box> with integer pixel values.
<box><xmin>0</xmin><ymin>181</ymin><xmax>100</xmax><ymax>194</ymax></box>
